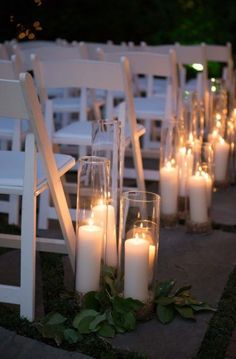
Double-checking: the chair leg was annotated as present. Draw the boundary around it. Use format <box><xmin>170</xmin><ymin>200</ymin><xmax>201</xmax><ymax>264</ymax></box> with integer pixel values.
<box><xmin>38</xmin><ymin>190</ymin><xmax>49</xmax><ymax>230</ymax></box>
<box><xmin>132</xmin><ymin>136</ymin><xmax>145</xmax><ymax>192</ymax></box>
<box><xmin>20</xmin><ymin>192</ymin><xmax>36</xmax><ymax>320</ymax></box>
<box><xmin>20</xmin><ymin>133</ymin><xmax>36</xmax><ymax>321</ymax></box>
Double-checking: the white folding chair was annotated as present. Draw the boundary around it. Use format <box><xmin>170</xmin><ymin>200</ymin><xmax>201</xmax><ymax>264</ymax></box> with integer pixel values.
<box><xmin>31</xmin><ymin>56</ymin><xmax>146</xmax><ymax>229</ymax></box>
<box><xmin>0</xmin><ymin>72</ymin><xmax>76</xmax><ymax>321</ymax></box>
<box><xmin>0</xmin><ymin>54</ymin><xmax>25</xmax><ymax>225</ymax></box>
<box><xmin>98</xmin><ymin>50</ymin><xmax>178</xmax><ymax>171</ymax></box>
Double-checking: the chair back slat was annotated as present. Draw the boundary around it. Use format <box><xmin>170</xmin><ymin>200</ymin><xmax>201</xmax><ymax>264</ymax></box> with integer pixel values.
<box><xmin>141</xmin><ymin>44</ymin><xmax>173</xmax><ymax>54</ymax></box>
<box><xmin>13</xmin><ymin>45</ymin><xmax>81</xmax><ymax>71</ymax></box>
<box><xmin>205</xmin><ymin>43</ymin><xmax>232</xmax><ymax>63</ymax></box>
<box><xmin>101</xmin><ymin>51</ymin><xmax>174</xmax><ymax>77</ymax></box>
<box><xmin>32</xmin><ymin>56</ymin><xmax>124</xmax><ymax>92</ymax></box>
<box><xmin>175</xmin><ymin>44</ymin><xmax>207</xmax><ymax>65</ymax></box>
<box><xmin>0</xmin><ymin>60</ymin><xmax>16</xmax><ymax>79</ymax></box>
<box><xmin>0</xmin><ymin>78</ymin><xmax>29</xmax><ymax>119</ymax></box>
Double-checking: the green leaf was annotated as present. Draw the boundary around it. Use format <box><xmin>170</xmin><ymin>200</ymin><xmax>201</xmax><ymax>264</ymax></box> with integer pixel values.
<box><xmin>175</xmin><ymin>306</ymin><xmax>195</xmax><ymax>320</ymax></box>
<box><xmin>175</xmin><ymin>285</ymin><xmax>192</xmax><ymax>296</ymax></box>
<box><xmin>155</xmin><ymin>280</ymin><xmax>175</xmax><ymax>298</ymax></box>
<box><xmin>95</xmin><ymin>290</ymin><xmax>111</xmax><ymax>310</ymax></box>
<box><xmin>89</xmin><ymin>313</ymin><xmax>107</xmax><ymax>332</ymax></box>
<box><xmin>98</xmin><ymin>322</ymin><xmax>116</xmax><ymax>338</ymax></box>
<box><xmin>156</xmin><ymin>297</ymin><xmax>175</xmax><ymax>305</ymax></box>
<box><xmin>63</xmin><ymin>328</ymin><xmax>80</xmax><ymax>344</ymax></box>
<box><xmin>112</xmin><ymin>296</ymin><xmax>143</xmax><ymax>314</ymax></box>
<box><xmin>106</xmin><ymin>310</ymin><xmax>115</xmax><ymax>326</ymax></box>
<box><xmin>174</xmin><ymin>296</ymin><xmax>199</xmax><ymax>306</ymax></box>
<box><xmin>77</xmin><ymin>316</ymin><xmax>97</xmax><ymax>334</ymax></box>
<box><xmin>83</xmin><ymin>291</ymin><xmax>100</xmax><ymax>311</ymax></box>
<box><xmin>73</xmin><ymin>309</ymin><xmax>99</xmax><ymax>329</ymax></box>
<box><xmin>47</xmin><ymin>313</ymin><xmax>67</xmax><ymax>325</ymax></box>
<box><xmin>123</xmin><ymin>312</ymin><xmax>136</xmax><ymax>331</ymax></box>
<box><xmin>111</xmin><ymin>310</ymin><xmax>125</xmax><ymax>329</ymax></box>
<box><xmin>156</xmin><ymin>304</ymin><xmax>175</xmax><ymax>324</ymax></box>
<box><xmin>124</xmin><ymin>297</ymin><xmax>144</xmax><ymax>311</ymax></box>
<box><xmin>191</xmin><ymin>303</ymin><xmax>216</xmax><ymax>312</ymax></box>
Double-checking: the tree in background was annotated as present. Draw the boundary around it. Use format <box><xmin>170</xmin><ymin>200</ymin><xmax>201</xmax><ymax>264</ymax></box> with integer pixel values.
<box><xmin>1</xmin><ymin>0</ymin><xmax>236</xmax><ymax>50</ymax></box>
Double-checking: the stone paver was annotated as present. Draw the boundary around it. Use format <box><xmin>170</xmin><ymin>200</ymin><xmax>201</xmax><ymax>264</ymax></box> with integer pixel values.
<box><xmin>212</xmin><ymin>185</ymin><xmax>236</xmax><ymax>226</ymax></box>
<box><xmin>111</xmin><ymin>228</ymin><xmax>236</xmax><ymax>359</ymax></box>
<box><xmin>0</xmin><ymin>327</ymin><xmax>91</xmax><ymax>359</ymax></box>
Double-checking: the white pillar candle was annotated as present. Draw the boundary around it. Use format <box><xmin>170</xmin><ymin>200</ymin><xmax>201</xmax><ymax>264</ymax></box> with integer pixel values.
<box><xmin>160</xmin><ymin>162</ymin><xmax>178</xmax><ymax>215</ymax></box>
<box><xmin>214</xmin><ymin>137</ymin><xmax>230</xmax><ymax>182</ymax></box>
<box><xmin>92</xmin><ymin>203</ymin><xmax>117</xmax><ymax>267</ymax></box>
<box><xmin>76</xmin><ymin>221</ymin><xmax>103</xmax><ymax>293</ymax></box>
<box><xmin>124</xmin><ymin>236</ymin><xmax>149</xmax><ymax>301</ymax></box>
<box><xmin>188</xmin><ymin>173</ymin><xmax>208</xmax><ymax>223</ymax></box>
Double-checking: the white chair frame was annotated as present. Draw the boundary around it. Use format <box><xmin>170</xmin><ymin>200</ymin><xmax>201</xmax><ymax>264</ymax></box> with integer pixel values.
<box><xmin>0</xmin><ymin>73</ymin><xmax>76</xmax><ymax>320</ymax></box>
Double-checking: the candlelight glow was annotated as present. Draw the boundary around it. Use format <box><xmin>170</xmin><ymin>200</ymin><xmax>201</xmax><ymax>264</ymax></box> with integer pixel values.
<box><xmin>219</xmin><ymin>137</ymin><xmax>225</xmax><ymax>144</ymax></box>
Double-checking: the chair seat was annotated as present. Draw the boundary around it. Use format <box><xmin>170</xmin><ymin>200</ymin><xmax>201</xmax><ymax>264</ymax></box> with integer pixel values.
<box><xmin>53</xmin><ymin>120</ymin><xmax>145</xmax><ymax>147</ymax></box>
<box><xmin>133</xmin><ymin>96</ymin><xmax>166</xmax><ymax>120</ymax></box>
<box><xmin>53</xmin><ymin>121</ymin><xmax>92</xmax><ymax>145</ymax></box>
<box><xmin>0</xmin><ymin>151</ymin><xmax>75</xmax><ymax>194</ymax></box>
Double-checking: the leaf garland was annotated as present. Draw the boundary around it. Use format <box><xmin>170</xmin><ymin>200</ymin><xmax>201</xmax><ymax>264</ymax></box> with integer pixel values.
<box><xmin>155</xmin><ymin>279</ymin><xmax>216</xmax><ymax>324</ymax></box>
<box><xmin>36</xmin><ymin>271</ymin><xmax>216</xmax><ymax>346</ymax></box>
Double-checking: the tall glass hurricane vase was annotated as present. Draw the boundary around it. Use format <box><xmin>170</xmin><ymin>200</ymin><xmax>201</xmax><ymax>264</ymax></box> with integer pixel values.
<box><xmin>118</xmin><ymin>191</ymin><xmax>160</xmax><ymax>315</ymax></box>
<box><xmin>160</xmin><ymin>120</ymin><xmax>179</xmax><ymax>227</ymax></box>
<box><xmin>76</xmin><ymin>156</ymin><xmax>110</xmax><ymax>296</ymax></box>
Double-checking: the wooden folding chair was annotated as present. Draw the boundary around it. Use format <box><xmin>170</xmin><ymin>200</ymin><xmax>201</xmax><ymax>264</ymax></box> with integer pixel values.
<box><xmin>31</xmin><ymin>56</ymin><xmax>146</xmax><ymax>229</ymax></box>
<box><xmin>0</xmin><ymin>72</ymin><xmax>76</xmax><ymax>320</ymax></box>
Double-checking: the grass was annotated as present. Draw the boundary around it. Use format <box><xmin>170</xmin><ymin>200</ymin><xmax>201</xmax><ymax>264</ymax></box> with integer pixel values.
<box><xmin>195</xmin><ymin>265</ymin><xmax>236</xmax><ymax>359</ymax></box>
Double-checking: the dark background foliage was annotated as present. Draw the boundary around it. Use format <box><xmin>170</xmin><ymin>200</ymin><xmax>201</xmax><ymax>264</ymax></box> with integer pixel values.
<box><xmin>1</xmin><ymin>0</ymin><xmax>236</xmax><ymax>50</ymax></box>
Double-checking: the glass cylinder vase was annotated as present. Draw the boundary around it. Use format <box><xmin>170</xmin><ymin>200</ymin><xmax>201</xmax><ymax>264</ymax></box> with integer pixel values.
<box><xmin>213</xmin><ymin>136</ymin><xmax>230</xmax><ymax>188</ymax></box>
<box><xmin>186</xmin><ymin>144</ymin><xmax>213</xmax><ymax>234</ymax></box>
<box><xmin>118</xmin><ymin>191</ymin><xmax>160</xmax><ymax>312</ymax></box>
<box><xmin>91</xmin><ymin>119</ymin><xmax>122</xmax><ymax>269</ymax></box>
<box><xmin>160</xmin><ymin>121</ymin><xmax>179</xmax><ymax>226</ymax></box>
<box><xmin>75</xmin><ymin>156</ymin><xmax>111</xmax><ymax>296</ymax></box>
